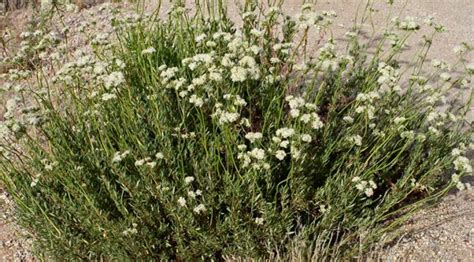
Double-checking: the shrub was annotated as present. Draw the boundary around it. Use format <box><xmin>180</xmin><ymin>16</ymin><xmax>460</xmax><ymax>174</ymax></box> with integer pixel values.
<box><xmin>0</xmin><ymin>1</ymin><xmax>472</xmax><ymax>260</ymax></box>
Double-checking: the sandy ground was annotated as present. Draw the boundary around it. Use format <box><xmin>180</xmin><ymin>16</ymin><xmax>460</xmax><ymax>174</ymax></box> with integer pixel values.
<box><xmin>1</xmin><ymin>0</ymin><xmax>473</xmax><ymax>260</ymax></box>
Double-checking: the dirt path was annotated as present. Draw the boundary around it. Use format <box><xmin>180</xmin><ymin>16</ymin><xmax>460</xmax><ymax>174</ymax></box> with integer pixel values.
<box><xmin>0</xmin><ymin>190</ymin><xmax>34</xmax><ymax>261</ymax></box>
<box><xmin>383</xmin><ymin>190</ymin><xmax>474</xmax><ymax>260</ymax></box>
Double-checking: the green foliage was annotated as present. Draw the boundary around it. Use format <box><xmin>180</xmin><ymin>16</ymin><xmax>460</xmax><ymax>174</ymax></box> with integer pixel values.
<box><xmin>0</xmin><ymin>1</ymin><xmax>472</xmax><ymax>260</ymax></box>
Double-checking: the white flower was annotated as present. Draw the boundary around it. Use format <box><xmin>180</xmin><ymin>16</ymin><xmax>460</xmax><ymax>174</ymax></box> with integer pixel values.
<box><xmin>288</xmin><ymin>97</ymin><xmax>305</xmax><ymax>109</ymax></box>
<box><xmin>239</xmin><ymin>56</ymin><xmax>257</xmax><ymax>68</ymax></box>
<box><xmin>428</xmin><ymin>126</ymin><xmax>440</xmax><ymax>136</ymax></box>
<box><xmin>355</xmin><ymin>183</ymin><xmax>365</xmax><ymax>191</ymax></box>
<box><xmin>112</xmin><ymin>152</ymin><xmax>123</xmax><ymax>163</ymax></box>
<box><xmin>155</xmin><ymin>152</ymin><xmax>164</xmax><ymax>159</ymax></box>
<box><xmin>238</xmin><ymin>144</ymin><xmax>247</xmax><ymax>151</ymax></box>
<box><xmin>300</xmin><ymin>114</ymin><xmax>311</xmax><ymax>123</ymax></box>
<box><xmin>416</xmin><ymin>134</ymin><xmax>426</xmax><ymax>142</ymax></box>
<box><xmin>311</xmin><ymin>117</ymin><xmax>324</xmax><ymax>130</ymax></box>
<box><xmin>427</xmin><ymin>112</ymin><xmax>438</xmax><ymax>122</ymax></box>
<box><xmin>209</xmin><ymin>71</ymin><xmax>223</xmax><ymax>82</ymax></box>
<box><xmin>368</xmin><ymin>180</ymin><xmax>377</xmax><ymax>189</ymax></box>
<box><xmin>290</xmin><ymin>146</ymin><xmax>301</xmax><ymax>159</ymax></box>
<box><xmin>440</xmin><ymin>72</ymin><xmax>451</xmax><ymax>81</ymax></box>
<box><xmin>452</xmin><ymin>173</ymin><xmax>460</xmax><ymax>183</ymax></box>
<box><xmin>184</xmin><ymin>176</ymin><xmax>195</xmax><ymax>184</ymax></box>
<box><xmin>116</xmin><ymin>59</ymin><xmax>126</xmax><ymax>69</ymax></box>
<box><xmin>400</xmin><ymin>131</ymin><xmax>415</xmax><ymax>140</ymax></box>
<box><xmin>301</xmin><ymin>134</ymin><xmax>312</xmax><ymax>142</ymax></box>
<box><xmin>279</xmin><ymin>140</ymin><xmax>289</xmax><ymax>148</ymax></box>
<box><xmin>454</xmin><ymin>156</ymin><xmax>472</xmax><ymax>174</ymax></box>
<box><xmin>221</xmin><ymin>54</ymin><xmax>234</xmax><ymax>67</ymax></box>
<box><xmin>254</xmin><ymin>217</ymin><xmax>264</xmax><ymax>225</ymax></box>
<box><xmin>188</xmin><ymin>191</ymin><xmax>196</xmax><ymax>198</ymax></box>
<box><xmin>393</xmin><ymin>117</ymin><xmax>406</xmax><ymax>125</ymax></box>
<box><xmin>250</xmin><ymin>28</ymin><xmax>263</xmax><ymax>37</ymax></box>
<box><xmin>453</xmin><ymin>44</ymin><xmax>467</xmax><ymax>55</ymax></box>
<box><xmin>189</xmin><ymin>94</ymin><xmax>204</xmax><ymax>107</ymax></box>
<box><xmin>104</xmin><ymin>71</ymin><xmax>125</xmax><ymax>89</ymax></box>
<box><xmin>230</xmin><ymin>66</ymin><xmax>248</xmax><ymax>82</ymax></box>
<box><xmin>101</xmin><ymin>93</ymin><xmax>117</xmax><ymax>101</ymax></box>
<box><xmin>276</xmin><ymin>128</ymin><xmax>295</xmax><ymax>138</ymax></box>
<box><xmin>112</xmin><ymin>150</ymin><xmax>130</xmax><ymax>163</ymax></box>
<box><xmin>319</xmin><ymin>204</ymin><xmax>329</xmax><ymax>213</ymax></box>
<box><xmin>177</xmin><ymin>197</ymin><xmax>187</xmax><ymax>207</ymax></box>
<box><xmin>192</xmin><ymin>75</ymin><xmax>207</xmax><ymax>86</ymax></box>
<box><xmin>195</xmin><ymin>33</ymin><xmax>207</xmax><ymax>43</ymax></box>
<box><xmin>193</xmin><ymin>204</ymin><xmax>207</xmax><ymax>214</ymax></box>
<box><xmin>233</xmin><ymin>95</ymin><xmax>247</xmax><ymax>106</ymax></box>
<box><xmin>179</xmin><ymin>90</ymin><xmax>188</xmax><ymax>97</ymax></box>
<box><xmin>307</xmin><ymin>107</ymin><xmax>320</xmax><ymax>115</ymax></box>
<box><xmin>249</xmin><ymin>148</ymin><xmax>265</xmax><ymax>160</ymax></box>
<box><xmin>193</xmin><ymin>53</ymin><xmax>213</xmax><ymax>64</ymax></box>
<box><xmin>250</xmin><ymin>45</ymin><xmax>261</xmax><ymax>55</ymax></box>
<box><xmin>456</xmin><ymin>182</ymin><xmax>467</xmax><ymax>191</ymax></box>
<box><xmin>206</xmin><ymin>41</ymin><xmax>217</xmax><ymax>47</ymax></box>
<box><xmin>245</xmin><ymin>132</ymin><xmax>263</xmax><ymax>143</ymax></box>
<box><xmin>451</xmin><ymin>148</ymin><xmax>461</xmax><ymax>157</ymax></box>
<box><xmin>351</xmin><ymin>176</ymin><xmax>361</xmax><ymax>182</ymax></box>
<box><xmin>343</xmin><ymin>116</ymin><xmax>354</xmax><ymax>123</ymax></box>
<box><xmin>218</xmin><ymin>111</ymin><xmax>240</xmax><ymax>124</ymax></box>
<box><xmin>364</xmin><ymin>187</ymin><xmax>374</xmax><ymax>197</ymax></box>
<box><xmin>275</xmin><ymin>150</ymin><xmax>286</xmax><ymax>160</ymax></box>
<box><xmin>270</xmin><ymin>57</ymin><xmax>281</xmax><ymax>64</ymax></box>
<box><xmin>349</xmin><ymin>135</ymin><xmax>362</xmax><ymax>146</ymax></box>
<box><xmin>146</xmin><ymin>161</ymin><xmax>157</xmax><ymax>168</ymax></box>
<box><xmin>290</xmin><ymin>109</ymin><xmax>300</xmax><ymax>118</ymax></box>
<box><xmin>135</xmin><ymin>159</ymin><xmax>146</xmax><ymax>166</ymax></box>
<box><xmin>141</xmin><ymin>47</ymin><xmax>156</xmax><ymax>55</ymax></box>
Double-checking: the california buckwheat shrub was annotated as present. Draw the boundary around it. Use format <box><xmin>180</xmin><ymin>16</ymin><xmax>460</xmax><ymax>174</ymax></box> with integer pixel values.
<box><xmin>0</xmin><ymin>1</ymin><xmax>472</xmax><ymax>260</ymax></box>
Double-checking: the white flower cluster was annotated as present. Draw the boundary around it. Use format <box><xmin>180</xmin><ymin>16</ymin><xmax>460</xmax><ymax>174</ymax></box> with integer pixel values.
<box><xmin>352</xmin><ymin>176</ymin><xmax>377</xmax><ymax>197</ymax></box>
<box><xmin>392</xmin><ymin>16</ymin><xmax>420</xmax><ymax>31</ymax></box>
<box><xmin>295</xmin><ymin>5</ymin><xmax>336</xmax><ymax>31</ymax></box>
<box><xmin>104</xmin><ymin>71</ymin><xmax>125</xmax><ymax>89</ymax></box>
<box><xmin>316</xmin><ymin>42</ymin><xmax>340</xmax><ymax>72</ymax></box>
<box><xmin>238</xmin><ymin>145</ymin><xmax>270</xmax><ymax>170</ymax></box>
<box><xmin>355</xmin><ymin>91</ymin><xmax>381</xmax><ymax>120</ymax></box>
<box><xmin>211</xmin><ymin>95</ymin><xmax>248</xmax><ymax>126</ymax></box>
<box><xmin>122</xmin><ymin>223</ymin><xmax>138</xmax><ymax>236</ymax></box>
<box><xmin>377</xmin><ymin>62</ymin><xmax>401</xmax><ymax>93</ymax></box>
<box><xmin>0</xmin><ymin>95</ymin><xmax>44</xmax><ymax>141</ymax></box>
<box><xmin>245</xmin><ymin>132</ymin><xmax>263</xmax><ymax>143</ymax></box>
<box><xmin>177</xmin><ymin>176</ymin><xmax>207</xmax><ymax>214</ymax></box>
<box><xmin>450</xmin><ymin>147</ymin><xmax>473</xmax><ymax>190</ymax></box>
<box><xmin>453</xmin><ymin>155</ymin><xmax>472</xmax><ymax>174</ymax></box>
<box><xmin>347</xmin><ymin>135</ymin><xmax>363</xmax><ymax>147</ymax></box>
<box><xmin>230</xmin><ymin>55</ymin><xmax>260</xmax><ymax>82</ymax></box>
<box><xmin>431</xmin><ymin>59</ymin><xmax>450</xmax><ymax>70</ymax></box>
<box><xmin>112</xmin><ymin>150</ymin><xmax>131</xmax><ymax>163</ymax></box>
<box><xmin>141</xmin><ymin>47</ymin><xmax>156</xmax><ymax>55</ymax></box>
<box><xmin>11</xmin><ymin>29</ymin><xmax>60</xmax><ymax>65</ymax></box>
<box><xmin>285</xmin><ymin>96</ymin><xmax>323</xmax><ymax>130</ymax></box>
<box><xmin>41</xmin><ymin>158</ymin><xmax>58</xmax><ymax>171</ymax></box>
<box><xmin>135</xmin><ymin>157</ymin><xmax>157</xmax><ymax>169</ymax></box>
